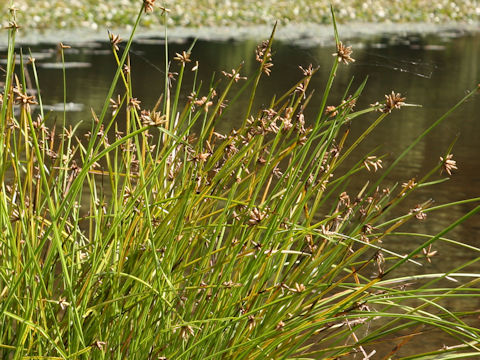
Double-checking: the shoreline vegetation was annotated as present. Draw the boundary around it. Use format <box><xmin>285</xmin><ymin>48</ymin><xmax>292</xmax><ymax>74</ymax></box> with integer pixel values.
<box><xmin>0</xmin><ymin>1</ymin><xmax>479</xmax><ymax>45</ymax></box>
<box><xmin>1</xmin><ymin>21</ymin><xmax>480</xmax><ymax>47</ymax></box>
<box><xmin>2</xmin><ymin>1</ymin><xmax>480</xmax><ymax>359</ymax></box>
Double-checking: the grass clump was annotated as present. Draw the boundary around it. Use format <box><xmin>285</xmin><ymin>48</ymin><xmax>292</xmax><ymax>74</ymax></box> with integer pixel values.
<box><xmin>1</xmin><ymin>2</ymin><xmax>480</xmax><ymax>359</ymax></box>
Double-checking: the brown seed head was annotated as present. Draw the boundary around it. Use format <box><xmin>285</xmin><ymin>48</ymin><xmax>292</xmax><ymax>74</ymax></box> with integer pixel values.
<box><xmin>440</xmin><ymin>154</ymin><xmax>457</xmax><ymax>176</ymax></box>
<box><xmin>338</xmin><ymin>191</ymin><xmax>350</xmax><ymax>206</ymax></box>
<box><xmin>422</xmin><ymin>244</ymin><xmax>438</xmax><ymax>263</ymax></box>
<box><xmin>143</xmin><ymin>0</ymin><xmax>156</xmax><ymax>13</ymax></box>
<box><xmin>247</xmin><ymin>315</ymin><xmax>256</xmax><ymax>330</ymax></box>
<box><xmin>410</xmin><ymin>205</ymin><xmax>427</xmax><ymax>220</ymax></box>
<box><xmin>58</xmin><ymin>297</ymin><xmax>70</xmax><ymax>310</ymax></box>
<box><xmin>255</xmin><ymin>40</ymin><xmax>269</xmax><ymax>62</ymax></box>
<box><xmin>59</xmin><ymin>43</ymin><xmax>71</xmax><ymax>50</ymax></box>
<box><xmin>221</xmin><ymin>69</ymin><xmax>247</xmax><ymax>82</ymax></box>
<box><xmin>248</xmin><ymin>207</ymin><xmax>267</xmax><ymax>226</ymax></box>
<box><xmin>174</xmin><ymin>51</ymin><xmax>191</xmax><ymax>64</ymax></box>
<box><xmin>333</xmin><ymin>42</ymin><xmax>355</xmax><ymax>65</ymax></box>
<box><xmin>13</xmin><ymin>87</ymin><xmax>38</xmax><ymax>109</ymax></box>
<box><xmin>180</xmin><ymin>325</ymin><xmax>195</xmax><ymax>340</ymax></box>
<box><xmin>109</xmin><ymin>94</ymin><xmax>122</xmax><ymax>115</ymax></box>
<box><xmin>141</xmin><ymin>109</ymin><xmax>166</xmax><ymax>126</ymax></box>
<box><xmin>294</xmin><ymin>283</ymin><xmax>305</xmax><ymax>293</ymax></box>
<box><xmin>5</xmin><ymin>20</ymin><xmax>20</xmax><ymax>31</ymax></box>
<box><xmin>128</xmin><ymin>97</ymin><xmax>141</xmax><ymax>110</ymax></box>
<box><xmin>382</xmin><ymin>91</ymin><xmax>405</xmax><ymax>113</ymax></box>
<box><xmin>109</xmin><ymin>32</ymin><xmax>122</xmax><ymax>51</ymax></box>
<box><xmin>363</xmin><ymin>156</ymin><xmax>383</xmax><ymax>172</ymax></box>
<box><xmin>262</xmin><ymin>61</ymin><xmax>274</xmax><ymax>76</ymax></box>
<box><xmin>255</xmin><ymin>40</ymin><xmax>273</xmax><ymax>75</ymax></box>
<box><xmin>362</xmin><ymin>223</ymin><xmax>376</xmax><ymax>235</ymax></box>
<box><xmin>93</xmin><ymin>340</ymin><xmax>106</xmax><ymax>351</ymax></box>
<box><xmin>374</xmin><ymin>252</ymin><xmax>385</xmax><ymax>277</ymax></box>
<box><xmin>325</xmin><ymin>105</ymin><xmax>338</xmax><ymax>118</ymax></box>
<box><xmin>299</xmin><ymin>64</ymin><xmax>316</xmax><ymax>76</ymax></box>
<box><xmin>401</xmin><ymin>178</ymin><xmax>417</xmax><ymax>191</ymax></box>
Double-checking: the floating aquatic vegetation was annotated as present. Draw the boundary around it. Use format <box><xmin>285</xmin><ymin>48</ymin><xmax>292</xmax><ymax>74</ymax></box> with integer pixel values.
<box><xmin>1</xmin><ymin>0</ymin><xmax>480</xmax><ymax>30</ymax></box>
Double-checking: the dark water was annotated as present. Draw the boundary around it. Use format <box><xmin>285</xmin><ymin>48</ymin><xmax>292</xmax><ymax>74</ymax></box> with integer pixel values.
<box><xmin>2</xmin><ymin>32</ymin><xmax>479</xmax><ymax>355</ymax></box>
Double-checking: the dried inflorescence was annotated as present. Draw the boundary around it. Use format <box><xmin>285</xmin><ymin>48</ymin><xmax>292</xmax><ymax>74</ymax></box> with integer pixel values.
<box><xmin>4</xmin><ymin>20</ymin><xmax>20</xmax><ymax>31</ymax></box>
<box><xmin>410</xmin><ymin>204</ymin><xmax>427</xmax><ymax>220</ymax></box>
<box><xmin>58</xmin><ymin>42</ymin><xmax>71</xmax><ymax>50</ymax></box>
<box><xmin>109</xmin><ymin>94</ymin><xmax>122</xmax><ymax>115</ymax></box>
<box><xmin>333</xmin><ymin>41</ymin><xmax>355</xmax><ymax>65</ymax></box>
<box><xmin>255</xmin><ymin>40</ymin><xmax>269</xmax><ymax>62</ymax></box>
<box><xmin>58</xmin><ymin>297</ymin><xmax>70</xmax><ymax>310</ymax></box>
<box><xmin>128</xmin><ymin>97</ymin><xmax>141</xmax><ymax>110</ymax></box>
<box><xmin>123</xmin><ymin>64</ymin><xmax>130</xmax><ymax>76</ymax></box>
<box><xmin>382</xmin><ymin>91</ymin><xmax>406</xmax><ymax>113</ymax></box>
<box><xmin>108</xmin><ymin>31</ymin><xmax>122</xmax><ymax>51</ymax></box>
<box><xmin>248</xmin><ymin>207</ymin><xmax>267</xmax><ymax>226</ymax></box>
<box><xmin>363</xmin><ymin>156</ymin><xmax>383</xmax><ymax>172</ymax></box>
<box><xmin>402</xmin><ymin>178</ymin><xmax>417</xmax><ymax>191</ymax></box>
<box><xmin>422</xmin><ymin>244</ymin><xmax>438</xmax><ymax>263</ymax></box>
<box><xmin>362</xmin><ymin>223</ymin><xmax>374</xmax><ymax>235</ymax></box>
<box><xmin>255</xmin><ymin>40</ymin><xmax>273</xmax><ymax>76</ymax></box>
<box><xmin>143</xmin><ymin>0</ymin><xmax>156</xmax><ymax>13</ymax></box>
<box><xmin>299</xmin><ymin>64</ymin><xmax>316</xmax><ymax>77</ymax></box>
<box><xmin>222</xmin><ymin>280</ymin><xmax>242</xmax><ymax>288</ymax></box>
<box><xmin>342</xmin><ymin>95</ymin><xmax>357</xmax><ymax>110</ymax></box>
<box><xmin>373</xmin><ymin>251</ymin><xmax>385</xmax><ymax>277</ymax></box>
<box><xmin>325</xmin><ymin>105</ymin><xmax>338</xmax><ymax>118</ymax></box>
<box><xmin>13</xmin><ymin>86</ymin><xmax>38</xmax><ymax>110</ymax></box>
<box><xmin>440</xmin><ymin>154</ymin><xmax>457</xmax><ymax>175</ymax></box>
<box><xmin>140</xmin><ymin>109</ymin><xmax>166</xmax><ymax>126</ymax></box>
<box><xmin>180</xmin><ymin>325</ymin><xmax>195</xmax><ymax>340</ymax></box>
<box><xmin>221</xmin><ymin>68</ymin><xmax>247</xmax><ymax>82</ymax></box>
<box><xmin>189</xmin><ymin>89</ymin><xmax>217</xmax><ymax>112</ymax></box>
<box><xmin>194</xmin><ymin>96</ymin><xmax>213</xmax><ymax>112</ymax></box>
<box><xmin>93</xmin><ymin>340</ymin><xmax>106</xmax><ymax>351</ymax></box>
<box><xmin>173</xmin><ymin>51</ymin><xmax>191</xmax><ymax>64</ymax></box>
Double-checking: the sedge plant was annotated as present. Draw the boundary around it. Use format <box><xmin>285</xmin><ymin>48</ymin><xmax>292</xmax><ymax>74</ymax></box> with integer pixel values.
<box><xmin>1</xmin><ymin>2</ymin><xmax>480</xmax><ymax>359</ymax></box>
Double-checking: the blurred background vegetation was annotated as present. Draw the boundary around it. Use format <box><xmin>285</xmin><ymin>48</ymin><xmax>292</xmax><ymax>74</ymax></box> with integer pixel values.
<box><xmin>1</xmin><ymin>0</ymin><xmax>479</xmax><ymax>30</ymax></box>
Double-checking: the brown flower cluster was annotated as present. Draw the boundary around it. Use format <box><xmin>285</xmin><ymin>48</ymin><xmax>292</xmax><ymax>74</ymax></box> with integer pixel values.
<box><xmin>173</xmin><ymin>51</ymin><xmax>191</xmax><ymax>64</ymax></box>
<box><xmin>143</xmin><ymin>0</ymin><xmax>156</xmax><ymax>13</ymax></box>
<box><xmin>221</xmin><ymin>69</ymin><xmax>247</xmax><ymax>83</ymax></box>
<box><xmin>382</xmin><ymin>91</ymin><xmax>405</xmax><ymax>113</ymax></box>
<box><xmin>13</xmin><ymin>86</ymin><xmax>38</xmax><ymax>111</ymax></box>
<box><xmin>333</xmin><ymin>42</ymin><xmax>355</xmax><ymax>65</ymax></box>
<box><xmin>109</xmin><ymin>32</ymin><xmax>122</xmax><ymax>51</ymax></box>
<box><xmin>440</xmin><ymin>154</ymin><xmax>457</xmax><ymax>175</ymax></box>
<box><xmin>255</xmin><ymin>40</ymin><xmax>273</xmax><ymax>76</ymax></box>
<box><xmin>363</xmin><ymin>156</ymin><xmax>383</xmax><ymax>172</ymax></box>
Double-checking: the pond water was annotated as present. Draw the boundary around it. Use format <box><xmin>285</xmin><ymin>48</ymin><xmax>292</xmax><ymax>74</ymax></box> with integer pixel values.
<box><xmin>2</xmin><ymin>30</ymin><xmax>479</xmax><ymax>355</ymax></box>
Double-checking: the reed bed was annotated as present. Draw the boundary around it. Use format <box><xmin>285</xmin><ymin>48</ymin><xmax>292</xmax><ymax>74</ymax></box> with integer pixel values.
<box><xmin>1</xmin><ymin>2</ymin><xmax>480</xmax><ymax>359</ymax></box>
